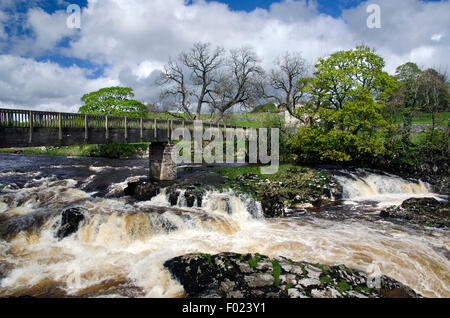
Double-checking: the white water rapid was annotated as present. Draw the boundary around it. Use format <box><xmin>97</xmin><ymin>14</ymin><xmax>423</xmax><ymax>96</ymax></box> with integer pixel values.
<box><xmin>0</xmin><ymin>166</ymin><xmax>448</xmax><ymax>298</ymax></box>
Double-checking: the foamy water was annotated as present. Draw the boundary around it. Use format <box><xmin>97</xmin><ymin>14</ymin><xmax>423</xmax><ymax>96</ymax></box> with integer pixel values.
<box><xmin>0</xmin><ymin>168</ymin><xmax>449</xmax><ymax>298</ymax></box>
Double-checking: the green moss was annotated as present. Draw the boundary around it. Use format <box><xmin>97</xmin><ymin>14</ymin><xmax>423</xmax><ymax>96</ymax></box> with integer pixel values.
<box><xmin>320</xmin><ymin>276</ymin><xmax>333</xmax><ymax>285</ymax></box>
<box><xmin>272</xmin><ymin>259</ymin><xmax>282</xmax><ymax>286</ymax></box>
<box><xmin>312</xmin><ymin>263</ymin><xmax>329</xmax><ymax>274</ymax></box>
<box><xmin>294</xmin><ymin>261</ymin><xmax>312</xmax><ymax>276</ymax></box>
<box><xmin>214</xmin><ymin>165</ymin><xmax>334</xmax><ymax>212</ymax></box>
<box><xmin>200</xmin><ymin>253</ymin><xmax>214</xmax><ymax>267</ymax></box>
<box><xmin>248</xmin><ymin>253</ymin><xmax>262</xmax><ymax>269</ymax></box>
<box><xmin>337</xmin><ymin>280</ymin><xmax>352</xmax><ymax>293</ymax></box>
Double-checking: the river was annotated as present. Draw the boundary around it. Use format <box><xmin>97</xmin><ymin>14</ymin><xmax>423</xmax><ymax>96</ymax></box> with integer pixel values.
<box><xmin>0</xmin><ymin>154</ymin><xmax>448</xmax><ymax>298</ymax></box>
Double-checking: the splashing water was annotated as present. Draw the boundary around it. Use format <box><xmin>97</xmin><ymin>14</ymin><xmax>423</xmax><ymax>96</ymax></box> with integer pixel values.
<box><xmin>0</xmin><ymin>164</ymin><xmax>448</xmax><ymax>298</ymax></box>
<box><xmin>333</xmin><ymin>169</ymin><xmax>444</xmax><ymax>207</ymax></box>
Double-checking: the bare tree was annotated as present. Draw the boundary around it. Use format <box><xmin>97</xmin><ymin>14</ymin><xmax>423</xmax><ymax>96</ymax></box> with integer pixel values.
<box><xmin>181</xmin><ymin>42</ymin><xmax>224</xmax><ymax>119</ymax></box>
<box><xmin>158</xmin><ymin>42</ymin><xmax>224</xmax><ymax>120</ymax></box>
<box><xmin>157</xmin><ymin>58</ymin><xmax>194</xmax><ymax>119</ymax></box>
<box><xmin>264</xmin><ymin>52</ymin><xmax>309</xmax><ymax>116</ymax></box>
<box><xmin>207</xmin><ymin>47</ymin><xmax>263</xmax><ymax>123</ymax></box>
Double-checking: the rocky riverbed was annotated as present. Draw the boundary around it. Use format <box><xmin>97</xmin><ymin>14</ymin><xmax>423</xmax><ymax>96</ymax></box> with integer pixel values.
<box><xmin>380</xmin><ymin>197</ymin><xmax>449</xmax><ymax>228</ymax></box>
<box><xmin>164</xmin><ymin>253</ymin><xmax>421</xmax><ymax>298</ymax></box>
<box><xmin>1</xmin><ymin>154</ymin><xmax>449</xmax><ymax>298</ymax></box>
<box><xmin>124</xmin><ymin>166</ymin><xmax>343</xmax><ymax>218</ymax></box>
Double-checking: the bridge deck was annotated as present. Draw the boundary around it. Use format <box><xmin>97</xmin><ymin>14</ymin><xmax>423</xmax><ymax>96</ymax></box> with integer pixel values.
<box><xmin>0</xmin><ymin>108</ymin><xmax>244</xmax><ymax>148</ymax></box>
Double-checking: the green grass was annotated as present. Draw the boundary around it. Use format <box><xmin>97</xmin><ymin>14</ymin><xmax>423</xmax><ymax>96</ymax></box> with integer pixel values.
<box><xmin>0</xmin><ymin>145</ymin><xmax>95</xmax><ymax>156</ymax></box>
<box><xmin>248</xmin><ymin>253</ymin><xmax>262</xmax><ymax>269</ymax></box>
<box><xmin>215</xmin><ymin>164</ymin><xmax>304</xmax><ymax>182</ymax></box>
<box><xmin>394</xmin><ymin>112</ymin><xmax>449</xmax><ymax>126</ymax></box>
<box><xmin>0</xmin><ymin>143</ymin><xmax>149</xmax><ymax>158</ymax></box>
<box><xmin>227</xmin><ymin>113</ymin><xmax>283</xmax><ymax>119</ymax></box>
<box><xmin>144</xmin><ymin>111</ymin><xmax>283</xmax><ymax>121</ymax></box>
<box><xmin>230</xmin><ymin>120</ymin><xmax>266</xmax><ymax>128</ymax></box>
<box><xmin>411</xmin><ymin>112</ymin><xmax>449</xmax><ymax>126</ymax></box>
<box><xmin>272</xmin><ymin>259</ymin><xmax>282</xmax><ymax>286</ymax></box>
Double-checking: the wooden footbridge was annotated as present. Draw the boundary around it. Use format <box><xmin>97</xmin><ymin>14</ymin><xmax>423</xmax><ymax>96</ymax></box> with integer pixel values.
<box><xmin>0</xmin><ymin>108</ymin><xmax>263</xmax><ymax>180</ymax></box>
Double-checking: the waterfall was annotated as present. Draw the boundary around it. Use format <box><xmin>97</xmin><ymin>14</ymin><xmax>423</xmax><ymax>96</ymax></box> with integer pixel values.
<box><xmin>1</xmin><ymin>164</ymin><xmax>449</xmax><ymax>298</ymax></box>
<box><xmin>333</xmin><ymin>168</ymin><xmax>439</xmax><ymax>206</ymax></box>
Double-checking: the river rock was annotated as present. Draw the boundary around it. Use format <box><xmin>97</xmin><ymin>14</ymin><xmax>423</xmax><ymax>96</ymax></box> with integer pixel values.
<box><xmin>184</xmin><ymin>187</ymin><xmax>205</xmax><ymax>208</ymax></box>
<box><xmin>124</xmin><ymin>181</ymin><xmax>160</xmax><ymax>201</ymax></box>
<box><xmin>167</xmin><ymin>189</ymin><xmax>180</xmax><ymax>206</ymax></box>
<box><xmin>164</xmin><ymin>253</ymin><xmax>421</xmax><ymax>298</ymax></box>
<box><xmin>380</xmin><ymin>197</ymin><xmax>449</xmax><ymax>228</ymax></box>
<box><xmin>56</xmin><ymin>207</ymin><xmax>86</xmax><ymax>239</ymax></box>
<box><xmin>0</xmin><ymin>209</ymin><xmax>57</xmax><ymax>240</ymax></box>
<box><xmin>232</xmin><ymin>169</ymin><xmax>342</xmax><ymax>218</ymax></box>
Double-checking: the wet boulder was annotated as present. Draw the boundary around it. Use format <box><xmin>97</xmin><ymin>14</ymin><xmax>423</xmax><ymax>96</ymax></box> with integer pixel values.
<box><xmin>125</xmin><ymin>181</ymin><xmax>160</xmax><ymax>201</ymax></box>
<box><xmin>183</xmin><ymin>187</ymin><xmax>205</xmax><ymax>208</ymax></box>
<box><xmin>56</xmin><ymin>207</ymin><xmax>86</xmax><ymax>239</ymax></box>
<box><xmin>167</xmin><ymin>189</ymin><xmax>180</xmax><ymax>206</ymax></box>
<box><xmin>380</xmin><ymin>197</ymin><xmax>449</xmax><ymax>228</ymax></box>
<box><xmin>164</xmin><ymin>253</ymin><xmax>422</xmax><ymax>299</ymax></box>
<box><xmin>0</xmin><ymin>209</ymin><xmax>56</xmax><ymax>240</ymax></box>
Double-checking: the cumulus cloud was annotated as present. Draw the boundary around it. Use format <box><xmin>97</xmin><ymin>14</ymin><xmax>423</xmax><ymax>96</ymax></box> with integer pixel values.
<box><xmin>0</xmin><ymin>0</ymin><xmax>448</xmax><ymax>111</ymax></box>
<box><xmin>0</xmin><ymin>54</ymin><xmax>117</xmax><ymax>111</ymax></box>
<box><xmin>342</xmin><ymin>0</ymin><xmax>450</xmax><ymax>72</ymax></box>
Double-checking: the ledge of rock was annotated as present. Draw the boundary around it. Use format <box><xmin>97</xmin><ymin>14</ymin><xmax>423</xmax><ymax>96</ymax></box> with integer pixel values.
<box><xmin>231</xmin><ymin>169</ymin><xmax>343</xmax><ymax>218</ymax></box>
<box><xmin>380</xmin><ymin>197</ymin><xmax>449</xmax><ymax>228</ymax></box>
<box><xmin>164</xmin><ymin>252</ymin><xmax>421</xmax><ymax>298</ymax></box>
<box><xmin>56</xmin><ymin>207</ymin><xmax>86</xmax><ymax>239</ymax></box>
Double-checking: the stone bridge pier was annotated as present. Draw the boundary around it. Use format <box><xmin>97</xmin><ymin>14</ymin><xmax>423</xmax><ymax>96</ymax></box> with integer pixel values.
<box><xmin>149</xmin><ymin>142</ymin><xmax>177</xmax><ymax>181</ymax></box>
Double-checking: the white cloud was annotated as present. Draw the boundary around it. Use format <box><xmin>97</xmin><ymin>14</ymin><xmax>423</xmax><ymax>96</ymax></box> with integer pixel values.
<box><xmin>0</xmin><ymin>54</ymin><xmax>117</xmax><ymax>111</ymax></box>
<box><xmin>0</xmin><ymin>0</ymin><xmax>448</xmax><ymax>111</ymax></box>
<box><xmin>24</xmin><ymin>7</ymin><xmax>76</xmax><ymax>54</ymax></box>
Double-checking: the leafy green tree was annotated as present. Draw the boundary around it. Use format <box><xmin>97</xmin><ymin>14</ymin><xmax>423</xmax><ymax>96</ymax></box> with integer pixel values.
<box><xmin>303</xmin><ymin>45</ymin><xmax>396</xmax><ymax>112</ymax></box>
<box><xmin>292</xmin><ymin>46</ymin><xmax>395</xmax><ymax>164</ymax></box>
<box><xmin>386</xmin><ymin>62</ymin><xmax>422</xmax><ymax>143</ymax></box>
<box><xmin>79</xmin><ymin>87</ymin><xmax>147</xmax><ymax>117</ymax></box>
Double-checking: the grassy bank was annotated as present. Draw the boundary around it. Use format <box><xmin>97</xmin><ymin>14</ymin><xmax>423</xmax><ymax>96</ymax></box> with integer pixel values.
<box><xmin>393</xmin><ymin>112</ymin><xmax>449</xmax><ymax>126</ymax></box>
<box><xmin>0</xmin><ymin>143</ymin><xmax>150</xmax><ymax>158</ymax></box>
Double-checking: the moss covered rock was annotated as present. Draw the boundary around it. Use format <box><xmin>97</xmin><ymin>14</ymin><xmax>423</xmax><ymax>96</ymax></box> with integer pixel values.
<box><xmin>218</xmin><ymin>166</ymin><xmax>342</xmax><ymax>218</ymax></box>
<box><xmin>164</xmin><ymin>253</ymin><xmax>421</xmax><ymax>298</ymax></box>
<box><xmin>380</xmin><ymin>197</ymin><xmax>449</xmax><ymax>228</ymax></box>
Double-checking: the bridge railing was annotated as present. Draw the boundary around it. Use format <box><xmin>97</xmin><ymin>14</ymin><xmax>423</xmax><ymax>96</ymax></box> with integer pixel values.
<box><xmin>0</xmin><ymin>108</ymin><xmax>245</xmax><ymax>132</ymax></box>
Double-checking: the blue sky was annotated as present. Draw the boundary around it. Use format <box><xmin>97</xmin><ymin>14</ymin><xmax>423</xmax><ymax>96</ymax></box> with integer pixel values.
<box><xmin>9</xmin><ymin>0</ymin><xmax>377</xmax><ymax>17</ymax></box>
<box><xmin>206</xmin><ymin>0</ymin><xmax>363</xmax><ymax>17</ymax></box>
<box><xmin>26</xmin><ymin>0</ymin><xmax>443</xmax><ymax>17</ymax></box>
<box><xmin>0</xmin><ymin>0</ymin><xmax>448</xmax><ymax>110</ymax></box>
